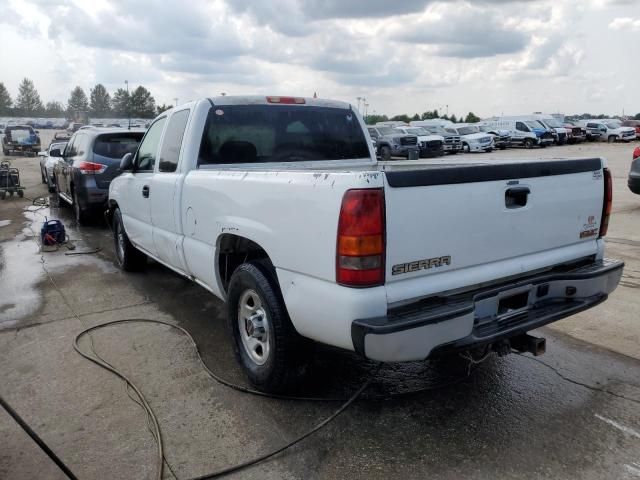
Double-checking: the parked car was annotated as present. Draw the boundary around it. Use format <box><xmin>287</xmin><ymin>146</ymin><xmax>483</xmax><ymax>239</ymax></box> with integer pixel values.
<box><xmin>447</xmin><ymin>125</ymin><xmax>494</xmax><ymax>152</ymax></box>
<box><xmin>581</xmin><ymin>120</ymin><xmax>636</xmax><ymax>143</ymax></box>
<box><xmin>38</xmin><ymin>141</ymin><xmax>67</xmax><ymax>192</ymax></box>
<box><xmin>478</xmin><ymin>125</ymin><xmax>511</xmax><ymax>149</ymax></box>
<box><xmin>394</xmin><ymin>126</ymin><xmax>444</xmax><ymax>157</ymax></box>
<box><xmin>366</xmin><ymin>126</ymin><xmax>419</xmax><ymax>160</ymax></box>
<box><xmin>629</xmin><ymin>146</ymin><xmax>640</xmax><ymax>194</ymax></box>
<box><xmin>53</xmin><ymin>127</ymin><xmax>144</xmax><ymax>224</ymax></box>
<box><xmin>621</xmin><ymin>120</ymin><xmax>640</xmax><ymax>139</ymax></box>
<box><xmin>51</xmin><ymin>132</ymin><xmax>72</xmax><ymax>144</ymax></box>
<box><xmin>67</xmin><ymin>122</ymin><xmax>85</xmax><ymax>133</ymax></box>
<box><xmin>107</xmin><ymin>95</ymin><xmax>623</xmax><ymax>392</ymax></box>
<box><xmin>410</xmin><ymin>122</ymin><xmax>462</xmax><ymax>154</ymax></box>
<box><xmin>2</xmin><ymin>125</ymin><xmax>41</xmax><ymax>156</ymax></box>
<box><xmin>563</xmin><ymin>123</ymin><xmax>587</xmax><ymax>144</ymax></box>
<box><xmin>481</xmin><ymin>119</ymin><xmax>553</xmax><ymax>148</ymax></box>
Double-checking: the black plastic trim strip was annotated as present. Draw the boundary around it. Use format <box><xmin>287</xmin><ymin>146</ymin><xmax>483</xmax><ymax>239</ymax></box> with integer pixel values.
<box><xmin>384</xmin><ymin>158</ymin><xmax>602</xmax><ymax>188</ymax></box>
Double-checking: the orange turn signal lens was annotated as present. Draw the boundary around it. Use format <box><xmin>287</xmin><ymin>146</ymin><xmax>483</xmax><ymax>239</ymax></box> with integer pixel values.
<box><xmin>338</xmin><ymin>235</ymin><xmax>383</xmax><ymax>256</ymax></box>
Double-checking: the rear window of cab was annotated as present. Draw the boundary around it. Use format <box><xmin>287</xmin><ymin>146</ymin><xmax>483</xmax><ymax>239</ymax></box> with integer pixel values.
<box><xmin>93</xmin><ymin>133</ymin><xmax>144</xmax><ymax>159</ymax></box>
<box><xmin>198</xmin><ymin>105</ymin><xmax>369</xmax><ymax>165</ymax></box>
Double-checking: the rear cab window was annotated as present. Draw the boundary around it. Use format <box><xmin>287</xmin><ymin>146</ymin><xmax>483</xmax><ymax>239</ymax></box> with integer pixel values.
<box><xmin>198</xmin><ymin>105</ymin><xmax>369</xmax><ymax>165</ymax></box>
<box><xmin>93</xmin><ymin>133</ymin><xmax>144</xmax><ymax>160</ymax></box>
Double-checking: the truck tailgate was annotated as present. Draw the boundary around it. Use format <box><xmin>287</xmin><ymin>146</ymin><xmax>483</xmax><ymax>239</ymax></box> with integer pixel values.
<box><xmin>383</xmin><ymin>158</ymin><xmax>605</xmax><ymax>304</ymax></box>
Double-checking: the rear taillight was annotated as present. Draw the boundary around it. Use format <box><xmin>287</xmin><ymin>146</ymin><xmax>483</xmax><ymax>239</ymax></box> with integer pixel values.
<box><xmin>633</xmin><ymin>147</ymin><xmax>640</xmax><ymax>160</ymax></box>
<box><xmin>79</xmin><ymin>161</ymin><xmax>107</xmax><ymax>174</ymax></box>
<box><xmin>336</xmin><ymin>188</ymin><xmax>385</xmax><ymax>287</ymax></box>
<box><xmin>599</xmin><ymin>168</ymin><xmax>612</xmax><ymax>238</ymax></box>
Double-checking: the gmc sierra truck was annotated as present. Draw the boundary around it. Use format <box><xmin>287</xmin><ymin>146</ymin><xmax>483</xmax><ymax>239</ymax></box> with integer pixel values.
<box><xmin>107</xmin><ymin>96</ymin><xmax>623</xmax><ymax>393</ymax></box>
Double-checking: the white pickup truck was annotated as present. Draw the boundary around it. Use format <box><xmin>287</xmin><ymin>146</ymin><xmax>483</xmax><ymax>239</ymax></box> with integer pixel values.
<box><xmin>107</xmin><ymin>96</ymin><xmax>623</xmax><ymax>392</ymax></box>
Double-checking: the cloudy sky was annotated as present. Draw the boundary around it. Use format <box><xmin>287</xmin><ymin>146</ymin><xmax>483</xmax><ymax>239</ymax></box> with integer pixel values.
<box><xmin>1</xmin><ymin>0</ymin><xmax>639</xmax><ymax>118</ymax></box>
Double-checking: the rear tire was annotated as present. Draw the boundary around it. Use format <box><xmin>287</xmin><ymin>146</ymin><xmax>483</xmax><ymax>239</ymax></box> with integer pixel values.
<box><xmin>73</xmin><ymin>189</ymin><xmax>91</xmax><ymax>225</ymax></box>
<box><xmin>113</xmin><ymin>208</ymin><xmax>147</xmax><ymax>271</ymax></box>
<box><xmin>227</xmin><ymin>261</ymin><xmax>305</xmax><ymax>393</ymax></box>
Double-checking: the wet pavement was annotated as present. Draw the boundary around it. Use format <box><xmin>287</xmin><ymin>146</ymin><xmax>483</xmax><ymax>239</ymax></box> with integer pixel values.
<box><xmin>1</xmin><ymin>133</ymin><xmax>639</xmax><ymax>479</ymax></box>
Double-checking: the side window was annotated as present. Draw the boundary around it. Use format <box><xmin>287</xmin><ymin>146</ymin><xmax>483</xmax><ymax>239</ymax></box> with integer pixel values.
<box><xmin>158</xmin><ymin>110</ymin><xmax>190</xmax><ymax>173</ymax></box>
<box><xmin>516</xmin><ymin>122</ymin><xmax>528</xmax><ymax>132</ymax></box>
<box><xmin>587</xmin><ymin>123</ymin><xmax>596</xmax><ymax>128</ymax></box>
<box><xmin>367</xmin><ymin>128</ymin><xmax>378</xmax><ymax>139</ymax></box>
<box><xmin>64</xmin><ymin>136</ymin><xmax>76</xmax><ymax>157</ymax></box>
<box><xmin>136</xmin><ymin>118</ymin><xmax>166</xmax><ymax>171</ymax></box>
<box><xmin>75</xmin><ymin>134</ymin><xmax>90</xmax><ymax>157</ymax></box>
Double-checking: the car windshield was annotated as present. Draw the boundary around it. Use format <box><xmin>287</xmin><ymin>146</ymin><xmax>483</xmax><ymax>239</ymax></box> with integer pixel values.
<box><xmin>457</xmin><ymin>126</ymin><xmax>479</xmax><ymax>135</ymax></box>
<box><xmin>544</xmin><ymin>118</ymin><xmax>562</xmax><ymax>128</ymax></box>
<box><xmin>198</xmin><ymin>105</ymin><xmax>370</xmax><ymax>164</ymax></box>
<box><xmin>405</xmin><ymin>128</ymin><xmax>429</xmax><ymax>135</ymax></box>
<box><xmin>378</xmin><ymin>127</ymin><xmax>397</xmax><ymax>135</ymax></box>
<box><xmin>7</xmin><ymin>127</ymin><xmax>33</xmax><ymax>141</ymax></box>
<box><xmin>49</xmin><ymin>142</ymin><xmax>67</xmax><ymax>152</ymax></box>
<box><xmin>478</xmin><ymin>126</ymin><xmax>491</xmax><ymax>132</ymax></box>
<box><xmin>525</xmin><ymin>121</ymin><xmax>542</xmax><ymax>129</ymax></box>
<box><xmin>605</xmin><ymin>122</ymin><xmax>621</xmax><ymax>129</ymax></box>
<box><xmin>93</xmin><ymin>133</ymin><xmax>144</xmax><ymax>159</ymax></box>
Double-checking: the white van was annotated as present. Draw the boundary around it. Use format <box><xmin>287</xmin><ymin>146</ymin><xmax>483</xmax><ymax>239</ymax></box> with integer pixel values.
<box><xmin>410</xmin><ymin>119</ymin><xmax>454</xmax><ymax>129</ymax></box>
<box><xmin>480</xmin><ymin>118</ymin><xmax>553</xmax><ymax>148</ymax></box>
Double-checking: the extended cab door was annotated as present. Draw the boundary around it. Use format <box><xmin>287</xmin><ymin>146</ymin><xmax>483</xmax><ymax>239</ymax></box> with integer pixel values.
<box><xmin>149</xmin><ymin>109</ymin><xmax>191</xmax><ymax>272</ymax></box>
<box><xmin>119</xmin><ymin>117</ymin><xmax>166</xmax><ymax>254</ymax></box>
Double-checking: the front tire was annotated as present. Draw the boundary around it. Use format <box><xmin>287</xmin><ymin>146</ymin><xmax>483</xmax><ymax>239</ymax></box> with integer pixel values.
<box><xmin>379</xmin><ymin>145</ymin><xmax>391</xmax><ymax>161</ymax></box>
<box><xmin>524</xmin><ymin>138</ymin><xmax>534</xmax><ymax>149</ymax></box>
<box><xmin>462</xmin><ymin>143</ymin><xmax>470</xmax><ymax>153</ymax></box>
<box><xmin>608</xmin><ymin>136</ymin><xmax>616</xmax><ymax>143</ymax></box>
<box><xmin>227</xmin><ymin>261</ymin><xmax>304</xmax><ymax>393</ymax></box>
<box><xmin>113</xmin><ymin>208</ymin><xmax>147</xmax><ymax>271</ymax></box>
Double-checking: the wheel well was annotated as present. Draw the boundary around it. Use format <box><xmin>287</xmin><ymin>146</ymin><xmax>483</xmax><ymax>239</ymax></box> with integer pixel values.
<box><xmin>217</xmin><ymin>234</ymin><xmax>273</xmax><ymax>293</ymax></box>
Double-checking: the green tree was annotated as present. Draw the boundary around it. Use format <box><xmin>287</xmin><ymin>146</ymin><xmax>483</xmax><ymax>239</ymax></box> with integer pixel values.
<box><xmin>634</xmin><ymin>113</ymin><xmax>640</xmax><ymax>120</ymax></box>
<box><xmin>156</xmin><ymin>103</ymin><xmax>173</xmax><ymax>115</ymax></box>
<box><xmin>45</xmin><ymin>101</ymin><xmax>65</xmax><ymax>117</ymax></box>
<box><xmin>364</xmin><ymin>114</ymin><xmax>388</xmax><ymax>125</ymax></box>
<box><xmin>67</xmin><ymin>86</ymin><xmax>89</xmax><ymax>117</ymax></box>
<box><xmin>15</xmin><ymin>78</ymin><xmax>44</xmax><ymax>114</ymax></box>
<box><xmin>111</xmin><ymin>88</ymin><xmax>130</xmax><ymax>117</ymax></box>
<box><xmin>130</xmin><ymin>86</ymin><xmax>156</xmax><ymax>118</ymax></box>
<box><xmin>449</xmin><ymin>114</ymin><xmax>458</xmax><ymax>123</ymax></box>
<box><xmin>440</xmin><ymin>114</ymin><xmax>450</xmax><ymax>121</ymax></box>
<box><xmin>464</xmin><ymin>112</ymin><xmax>480</xmax><ymax>123</ymax></box>
<box><xmin>89</xmin><ymin>84</ymin><xmax>111</xmax><ymax>117</ymax></box>
<box><xmin>0</xmin><ymin>82</ymin><xmax>12</xmax><ymax>114</ymax></box>
<box><xmin>390</xmin><ymin>114</ymin><xmax>411</xmax><ymax>123</ymax></box>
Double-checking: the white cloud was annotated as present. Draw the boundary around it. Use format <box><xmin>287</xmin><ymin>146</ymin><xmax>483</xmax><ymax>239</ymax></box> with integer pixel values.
<box><xmin>0</xmin><ymin>0</ymin><xmax>638</xmax><ymax>116</ymax></box>
<box><xmin>608</xmin><ymin>17</ymin><xmax>640</xmax><ymax>30</ymax></box>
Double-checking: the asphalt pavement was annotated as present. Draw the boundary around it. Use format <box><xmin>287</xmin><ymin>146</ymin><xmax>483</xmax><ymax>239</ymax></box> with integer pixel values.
<box><xmin>1</xmin><ymin>132</ymin><xmax>639</xmax><ymax>479</ymax></box>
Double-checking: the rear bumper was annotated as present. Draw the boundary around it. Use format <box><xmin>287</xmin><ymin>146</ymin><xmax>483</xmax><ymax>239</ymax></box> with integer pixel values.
<box><xmin>351</xmin><ymin>259</ymin><xmax>623</xmax><ymax>362</ymax></box>
<box><xmin>629</xmin><ymin>175</ymin><xmax>640</xmax><ymax>194</ymax></box>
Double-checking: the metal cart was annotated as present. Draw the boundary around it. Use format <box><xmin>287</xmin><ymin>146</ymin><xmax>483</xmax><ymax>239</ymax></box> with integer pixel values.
<box><xmin>0</xmin><ymin>161</ymin><xmax>25</xmax><ymax>199</ymax></box>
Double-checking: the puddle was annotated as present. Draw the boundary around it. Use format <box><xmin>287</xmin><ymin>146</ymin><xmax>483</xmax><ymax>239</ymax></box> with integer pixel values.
<box><xmin>0</xmin><ymin>205</ymin><xmax>116</xmax><ymax>328</ymax></box>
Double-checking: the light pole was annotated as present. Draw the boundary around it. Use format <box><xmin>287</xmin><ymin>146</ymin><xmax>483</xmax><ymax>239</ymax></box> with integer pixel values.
<box><xmin>125</xmin><ymin>80</ymin><xmax>130</xmax><ymax>130</ymax></box>
<box><xmin>174</xmin><ymin>97</ymin><xmax>178</xmax><ymax>108</ymax></box>
<box><xmin>356</xmin><ymin>96</ymin><xmax>362</xmax><ymax>112</ymax></box>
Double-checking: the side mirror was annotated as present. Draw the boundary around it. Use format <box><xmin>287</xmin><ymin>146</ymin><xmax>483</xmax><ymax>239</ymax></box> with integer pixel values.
<box><xmin>38</xmin><ymin>151</ymin><xmax>46</xmax><ymax>157</ymax></box>
<box><xmin>49</xmin><ymin>148</ymin><xmax>61</xmax><ymax>157</ymax></box>
<box><xmin>35</xmin><ymin>130</ymin><xmax>40</xmax><ymax>134</ymax></box>
<box><xmin>120</xmin><ymin>152</ymin><xmax>134</xmax><ymax>171</ymax></box>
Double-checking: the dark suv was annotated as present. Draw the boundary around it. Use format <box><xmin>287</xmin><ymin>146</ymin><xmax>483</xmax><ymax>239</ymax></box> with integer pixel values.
<box><xmin>53</xmin><ymin>128</ymin><xmax>144</xmax><ymax>223</ymax></box>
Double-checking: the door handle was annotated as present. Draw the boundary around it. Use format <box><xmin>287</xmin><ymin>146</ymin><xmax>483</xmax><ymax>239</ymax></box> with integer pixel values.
<box><xmin>505</xmin><ymin>187</ymin><xmax>530</xmax><ymax>208</ymax></box>
<box><xmin>142</xmin><ymin>185</ymin><xmax>150</xmax><ymax>198</ymax></box>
